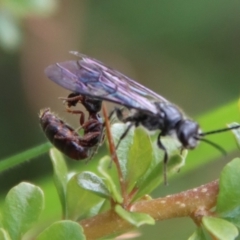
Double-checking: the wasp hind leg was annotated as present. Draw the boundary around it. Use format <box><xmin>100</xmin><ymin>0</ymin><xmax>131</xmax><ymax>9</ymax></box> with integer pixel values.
<box><xmin>114</xmin><ymin>107</ymin><xmax>140</xmax><ymax>149</ymax></box>
<box><xmin>157</xmin><ymin>133</ymin><xmax>169</xmax><ymax>185</ymax></box>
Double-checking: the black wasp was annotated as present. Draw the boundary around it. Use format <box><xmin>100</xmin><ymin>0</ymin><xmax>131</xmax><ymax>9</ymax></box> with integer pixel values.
<box><xmin>45</xmin><ymin>51</ymin><xmax>240</xmax><ymax>183</ymax></box>
<box><xmin>40</xmin><ymin>94</ymin><xmax>104</xmax><ymax>160</ymax></box>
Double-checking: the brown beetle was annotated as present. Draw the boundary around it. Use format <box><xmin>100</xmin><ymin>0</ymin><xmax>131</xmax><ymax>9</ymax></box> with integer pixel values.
<box><xmin>40</xmin><ymin>105</ymin><xmax>104</xmax><ymax>160</ymax></box>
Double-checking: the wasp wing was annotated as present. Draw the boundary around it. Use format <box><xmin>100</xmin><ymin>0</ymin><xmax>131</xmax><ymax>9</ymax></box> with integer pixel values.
<box><xmin>45</xmin><ymin>52</ymin><xmax>168</xmax><ymax>114</ymax></box>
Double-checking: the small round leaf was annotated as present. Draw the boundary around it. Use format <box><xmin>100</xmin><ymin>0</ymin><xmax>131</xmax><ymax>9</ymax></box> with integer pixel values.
<box><xmin>36</xmin><ymin>220</ymin><xmax>85</xmax><ymax>240</ymax></box>
<box><xmin>3</xmin><ymin>182</ymin><xmax>44</xmax><ymax>240</ymax></box>
<box><xmin>77</xmin><ymin>171</ymin><xmax>110</xmax><ymax>199</ymax></box>
<box><xmin>115</xmin><ymin>205</ymin><xmax>155</xmax><ymax>227</ymax></box>
<box><xmin>202</xmin><ymin>216</ymin><xmax>238</xmax><ymax>240</ymax></box>
<box><xmin>66</xmin><ymin>173</ymin><xmax>104</xmax><ymax>220</ymax></box>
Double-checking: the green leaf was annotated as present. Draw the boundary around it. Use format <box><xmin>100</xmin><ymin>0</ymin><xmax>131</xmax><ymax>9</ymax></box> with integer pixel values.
<box><xmin>216</xmin><ymin>158</ymin><xmax>240</xmax><ymax>227</ymax></box>
<box><xmin>202</xmin><ymin>216</ymin><xmax>238</xmax><ymax>240</ymax></box>
<box><xmin>188</xmin><ymin>227</ymin><xmax>207</xmax><ymax>240</ymax></box>
<box><xmin>98</xmin><ymin>156</ymin><xmax>123</xmax><ymax>204</ymax></box>
<box><xmin>126</xmin><ymin>128</ymin><xmax>153</xmax><ymax>192</ymax></box>
<box><xmin>49</xmin><ymin>148</ymin><xmax>68</xmax><ymax>217</ymax></box>
<box><xmin>77</xmin><ymin>171</ymin><xmax>110</xmax><ymax>199</ymax></box>
<box><xmin>36</xmin><ymin>220</ymin><xmax>86</xmax><ymax>240</ymax></box>
<box><xmin>0</xmin><ymin>228</ymin><xmax>11</xmax><ymax>240</ymax></box>
<box><xmin>110</xmin><ymin>123</ymin><xmax>186</xmax><ymax>202</ymax></box>
<box><xmin>115</xmin><ymin>205</ymin><xmax>155</xmax><ymax>227</ymax></box>
<box><xmin>131</xmin><ymin>143</ymin><xmax>163</xmax><ymax>202</ymax></box>
<box><xmin>228</xmin><ymin>122</ymin><xmax>240</xmax><ymax>149</ymax></box>
<box><xmin>110</xmin><ymin>123</ymin><xmax>135</xmax><ymax>179</ymax></box>
<box><xmin>217</xmin><ymin>158</ymin><xmax>240</xmax><ymax>214</ymax></box>
<box><xmin>66</xmin><ymin>173</ymin><xmax>104</xmax><ymax>221</ymax></box>
<box><xmin>132</xmin><ymin>137</ymin><xmax>187</xmax><ymax>202</ymax></box>
<box><xmin>4</xmin><ymin>0</ymin><xmax>58</xmax><ymax>17</ymax></box>
<box><xmin>0</xmin><ymin>142</ymin><xmax>51</xmax><ymax>173</ymax></box>
<box><xmin>3</xmin><ymin>182</ymin><xmax>44</xmax><ymax>240</ymax></box>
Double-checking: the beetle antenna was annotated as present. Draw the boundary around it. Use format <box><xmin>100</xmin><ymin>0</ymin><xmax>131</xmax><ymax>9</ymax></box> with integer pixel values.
<box><xmin>199</xmin><ymin>125</ymin><xmax>240</xmax><ymax>137</ymax></box>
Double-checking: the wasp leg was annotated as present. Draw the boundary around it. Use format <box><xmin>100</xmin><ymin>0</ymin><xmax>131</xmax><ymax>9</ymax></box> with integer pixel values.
<box><xmin>116</xmin><ymin>123</ymin><xmax>135</xmax><ymax>149</ymax></box>
<box><xmin>89</xmin><ymin>123</ymin><xmax>105</xmax><ymax>159</ymax></box>
<box><xmin>111</xmin><ymin>107</ymin><xmax>141</xmax><ymax>149</ymax></box>
<box><xmin>66</xmin><ymin>108</ymin><xmax>85</xmax><ymax>126</ymax></box>
<box><xmin>114</xmin><ymin>107</ymin><xmax>127</xmax><ymax>122</ymax></box>
<box><xmin>79</xmin><ymin>132</ymin><xmax>101</xmax><ymax>146</ymax></box>
<box><xmin>59</xmin><ymin>94</ymin><xmax>84</xmax><ymax>107</ymax></box>
<box><xmin>157</xmin><ymin>133</ymin><xmax>168</xmax><ymax>185</ymax></box>
<box><xmin>81</xmin><ymin>118</ymin><xmax>104</xmax><ymax>160</ymax></box>
<box><xmin>81</xmin><ymin>118</ymin><xmax>100</xmax><ymax>129</ymax></box>
<box><xmin>102</xmin><ymin>107</ymin><xmax>132</xmax><ymax>149</ymax></box>
<box><xmin>108</xmin><ymin>107</ymin><xmax>125</xmax><ymax>122</ymax></box>
<box><xmin>80</xmin><ymin>131</ymin><xmax>102</xmax><ymax>163</ymax></box>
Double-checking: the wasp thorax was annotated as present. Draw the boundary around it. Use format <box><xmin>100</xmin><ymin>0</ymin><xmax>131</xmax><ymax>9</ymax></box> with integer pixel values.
<box><xmin>156</xmin><ymin>102</ymin><xmax>183</xmax><ymax>134</ymax></box>
<box><xmin>176</xmin><ymin>119</ymin><xmax>200</xmax><ymax>149</ymax></box>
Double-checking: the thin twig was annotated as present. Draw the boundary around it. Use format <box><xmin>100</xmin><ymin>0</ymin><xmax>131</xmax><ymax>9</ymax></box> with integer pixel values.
<box><xmin>102</xmin><ymin>104</ymin><xmax>127</xmax><ymax>205</ymax></box>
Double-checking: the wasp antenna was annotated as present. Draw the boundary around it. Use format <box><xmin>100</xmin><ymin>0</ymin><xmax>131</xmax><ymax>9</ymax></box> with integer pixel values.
<box><xmin>195</xmin><ymin>137</ymin><xmax>227</xmax><ymax>156</ymax></box>
<box><xmin>199</xmin><ymin>125</ymin><xmax>240</xmax><ymax>137</ymax></box>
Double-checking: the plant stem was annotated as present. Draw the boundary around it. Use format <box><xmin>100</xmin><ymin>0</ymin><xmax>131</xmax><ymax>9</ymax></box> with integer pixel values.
<box><xmin>102</xmin><ymin>104</ymin><xmax>127</xmax><ymax>204</ymax></box>
<box><xmin>80</xmin><ymin>180</ymin><xmax>219</xmax><ymax>239</ymax></box>
<box><xmin>0</xmin><ymin>142</ymin><xmax>51</xmax><ymax>173</ymax></box>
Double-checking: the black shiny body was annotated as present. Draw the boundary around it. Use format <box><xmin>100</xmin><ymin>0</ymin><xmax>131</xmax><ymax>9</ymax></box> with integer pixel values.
<box><xmin>122</xmin><ymin>102</ymin><xmax>199</xmax><ymax>148</ymax></box>
<box><xmin>114</xmin><ymin>102</ymin><xmax>199</xmax><ymax>160</ymax></box>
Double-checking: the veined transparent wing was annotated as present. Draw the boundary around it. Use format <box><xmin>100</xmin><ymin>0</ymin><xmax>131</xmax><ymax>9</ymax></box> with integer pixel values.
<box><xmin>45</xmin><ymin>52</ymin><xmax>168</xmax><ymax>114</ymax></box>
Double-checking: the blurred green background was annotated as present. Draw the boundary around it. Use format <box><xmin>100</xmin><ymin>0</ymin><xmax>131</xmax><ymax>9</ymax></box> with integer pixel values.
<box><xmin>0</xmin><ymin>0</ymin><xmax>240</xmax><ymax>239</ymax></box>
